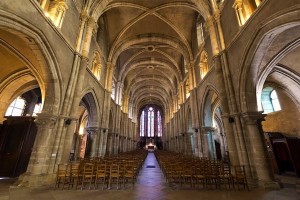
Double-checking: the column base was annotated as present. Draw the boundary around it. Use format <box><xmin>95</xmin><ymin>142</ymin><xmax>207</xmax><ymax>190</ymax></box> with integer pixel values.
<box><xmin>16</xmin><ymin>172</ymin><xmax>56</xmax><ymax>188</ymax></box>
<box><xmin>258</xmin><ymin>180</ymin><xmax>280</xmax><ymax>190</ymax></box>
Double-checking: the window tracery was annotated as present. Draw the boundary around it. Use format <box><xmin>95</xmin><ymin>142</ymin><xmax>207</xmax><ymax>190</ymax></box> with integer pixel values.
<box><xmin>139</xmin><ymin>106</ymin><xmax>163</xmax><ymax>137</ymax></box>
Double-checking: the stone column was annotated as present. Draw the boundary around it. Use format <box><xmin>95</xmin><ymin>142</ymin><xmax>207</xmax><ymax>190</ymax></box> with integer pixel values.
<box><xmin>98</xmin><ymin>128</ymin><xmax>108</xmax><ymax>157</ymax></box>
<box><xmin>193</xmin><ymin>128</ymin><xmax>200</xmax><ymax>157</ymax></box>
<box><xmin>205</xmin><ymin>15</ymin><xmax>220</xmax><ymax>56</ymax></box>
<box><xmin>242</xmin><ymin>112</ymin><xmax>279</xmax><ymax>189</ymax></box>
<box><xmin>114</xmin><ymin>134</ymin><xmax>119</xmax><ymax>154</ymax></box>
<box><xmin>214</xmin><ymin>55</ymin><xmax>240</xmax><ymax>165</ymax></box>
<box><xmin>201</xmin><ymin>126</ymin><xmax>216</xmax><ymax>159</ymax></box>
<box><xmin>22</xmin><ymin>113</ymin><xmax>57</xmax><ymax>186</ymax></box>
<box><xmin>86</xmin><ymin>127</ymin><xmax>99</xmax><ymax>157</ymax></box>
<box><xmin>82</xmin><ymin>17</ymin><xmax>97</xmax><ymax>57</ymax></box>
<box><xmin>214</xmin><ymin>9</ymin><xmax>225</xmax><ymax>50</ymax></box>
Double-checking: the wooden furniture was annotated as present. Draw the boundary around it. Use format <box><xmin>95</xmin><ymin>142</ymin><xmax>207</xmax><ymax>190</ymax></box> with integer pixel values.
<box><xmin>0</xmin><ymin>117</ymin><xmax>37</xmax><ymax>177</ymax></box>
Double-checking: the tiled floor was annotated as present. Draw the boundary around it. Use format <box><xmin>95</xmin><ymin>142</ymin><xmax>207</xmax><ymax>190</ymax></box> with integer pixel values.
<box><xmin>1</xmin><ymin>152</ymin><xmax>299</xmax><ymax>200</ymax></box>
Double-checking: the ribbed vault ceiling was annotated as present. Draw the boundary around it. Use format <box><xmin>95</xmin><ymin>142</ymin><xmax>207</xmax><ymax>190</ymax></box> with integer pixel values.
<box><xmin>93</xmin><ymin>0</ymin><xmax>209</xmax><ymax>114</ymax></box>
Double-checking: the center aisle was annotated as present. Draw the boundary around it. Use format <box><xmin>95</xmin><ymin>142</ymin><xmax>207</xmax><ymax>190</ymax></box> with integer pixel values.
<box><xmin>132</xmin><ymin>152</ymin><xmax>169</xmax><ymax>199</ymax></box>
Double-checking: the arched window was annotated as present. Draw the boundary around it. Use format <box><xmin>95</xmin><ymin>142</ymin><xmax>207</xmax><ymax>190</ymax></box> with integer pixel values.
<box><xmin>148</xmin><ymin>107</ymin><xmax>154</xmax><ymax>137</ymax></box>
<box><xmin>139</xmin><ymin>106</ymin><xmax>163</xmax><ymax>137</ymax></box>
<box><xmin>261</xmin><ymin>87</ymin><xmax>281</xmax><ymax>114</ymax></box>
<box><xmin>140</xmin><ymin>111</ymin><xmax>145</xmax><ymax>136</ymax></box>
<box><xmin>157</xmin><ymin>111</ymin><xmax>162</xmax><ymax>137</ymax></box>
<box><xmin>5</xmin><ymin>96</ymin><xmax>26</xmax><ymax>116</ymax></box>
<box><xmin>199</xmin><ymin>50</ymin><xmax>209</xmax><ymax>79</ymax></box>
<box><xmin>91</xmin><ymin>52</ymin><xmax>102</xmax><ymax>81</ymax></box>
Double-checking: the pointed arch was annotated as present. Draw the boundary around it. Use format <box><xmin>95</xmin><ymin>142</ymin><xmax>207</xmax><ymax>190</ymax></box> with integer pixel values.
<box><xmin>0</xmin><ymin>9</ymin><xmax>62</xmax><ymax>120</ymax></box>
<box><xmin>79</xmin><ymin>90</ymin><xmax>100</xmax><ymax>128</ymax></box>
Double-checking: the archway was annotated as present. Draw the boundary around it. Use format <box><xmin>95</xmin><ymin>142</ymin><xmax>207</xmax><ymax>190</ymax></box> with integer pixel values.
<box><xmin>241</xmin><ymin>19</ymin><xmax>300</xmax><ymax>176</ymax></box>
<box><xmin>72</xmin><ymin>92</ymin><xmax>100</xmax><ymax>159</ymax></box>
<box><xmin>201</xmin><ymin>87</ymin><xmax>227</xmax><ymax>160</ymax></box>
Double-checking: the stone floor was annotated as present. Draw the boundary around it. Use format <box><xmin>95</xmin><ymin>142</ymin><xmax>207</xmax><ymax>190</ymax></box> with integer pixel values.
<box><xmin>0</xmin><ymin>152</ymin><xmax>299</xmax><ymax>200</ymax></box>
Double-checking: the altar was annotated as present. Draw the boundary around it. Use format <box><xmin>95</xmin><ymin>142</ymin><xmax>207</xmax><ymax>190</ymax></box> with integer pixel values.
<box><xmin>145</xmin><ymin>138</ymin><xmax>157</xmax><ymax>152</ymax></box>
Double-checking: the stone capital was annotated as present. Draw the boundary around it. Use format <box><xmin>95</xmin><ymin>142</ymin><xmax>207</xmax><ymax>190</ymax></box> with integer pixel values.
<box><xmin>214</xmin><ymin>9</ymin><xmax>221</xmax><ymax>22</ymax></box>
<box><xmin>242</xmin><ymin>111</ymin><xmax>266</xmax><ymax>125</ymax></box>
<box><xmin>85</xmin><ymin>126</ymin><xmax>99</xmax><ymax>135</ymax></box>
<box><xmin>201</xmin><ymin>126</ymin><xmax>215</xmax><ymax>133</ymax></box>
<box><xmin>204</xmin><ymin>15</ymin><xmax>215</xmax><ymax>31</ymax></box>
<box><xmin>35</xmin><ymin>113</ymin><xmax>57</xmax><ymax>128</ymax></box>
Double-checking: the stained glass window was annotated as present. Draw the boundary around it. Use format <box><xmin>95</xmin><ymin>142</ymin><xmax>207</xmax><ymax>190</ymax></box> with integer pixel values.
<box><xmin>140</xmin><ymin>111</ymin><xmax>145</xmax><ymax>136</ymax></box>
<box><xmin>140</xmin><ymin>106</ymin><xmax>162</xmax><ymax>137</ymax></box>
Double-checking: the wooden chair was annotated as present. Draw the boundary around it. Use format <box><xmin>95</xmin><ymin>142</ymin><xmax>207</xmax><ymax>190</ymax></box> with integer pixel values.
<box><xmin>193</xmin><ymin>165</ymin><xmax>206</xmax><ymax>189</ymax></box>
<box><xmin>108</xmin><ymin>164</ymin><xmax>121</xmax><ymax>189</ymax></box>
<box><xmin>180</xmin><ymin>165</ymin><xmax>194</xmax><ymax>188</ymax></box>
<box><xmin>94</xmin><ymin>163</ymin><xmax>108</xmax><ymax>190</ymax></box>
<box><xmin>68</xmin><ymin>162</ymin><xmax>81</xmax><ymax>189</ymax></box>
<box><xmin>218</xmin><ymin>163</ymin><xmax>233</xmax><ymax>190</ymax></box>
<box><xmin>81</xmin><ymin>162</ymin><xmax>95</xmax><ymax>189</ymax></box>
<box><xmin>123</xmin><ymin>164</ymin><xmax>135</xmax><ymax>188</ymax></box>
<box><xmin>55</xmin><ymin>164</ymin><xmax>69</xmax><ymax>190</ymax></box>
<box><xmin>233</xmin><ymin>165</ymin><xmax>249</xmax><ymax>190</ymax></box>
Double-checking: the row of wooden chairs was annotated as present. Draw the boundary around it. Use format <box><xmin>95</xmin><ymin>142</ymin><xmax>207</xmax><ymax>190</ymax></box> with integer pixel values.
<box><xmin>55</xmin><ymin>150</ymin><xmax>148</xmax><ymax>190</ymax></box>
<box><xmin>155</xmin><ymin>151</ymin><xmax>249</xmax><ymax>190</ymax></box>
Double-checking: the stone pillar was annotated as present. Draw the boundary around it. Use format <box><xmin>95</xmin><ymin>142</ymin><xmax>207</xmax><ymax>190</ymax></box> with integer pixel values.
<box><xmin>108</xmin><ymin>133</ymin><xmax>114</xmax><ymax>155</ymax></box>
<box><xmin>205</xmin><ymin>15</ymin><xmax>220</xmax><ymax>56</ymax></box>
<box><xmin>214</xmin><ymin>55</ymin><xmax>240</xmax><ymax>165</ymax></box>
<box><xmin>22</xmin><ymin>113</ymin><xmax>57</xmax><ymax>186</ymax></box>
<box><xmin>82</xmin><ymin>17</ymin><xmax>97</xmax><ymax>57</ymax></box>
<box><xmin>201</xmin><ymin>126</ymin><xmax>216</xmax><ymax>159</ymax></box>
<box><xmin>114</xmin><ymin>134</ymin><xmax>119</xmax><ymax>154</ymax></box>
<box><xmin>99</xmin><ymin>128</ymin><xmax>108</xmax><ymax>157</ymax></box>
<box><xmin>214</xmin><ymin>9</ymin><xmax>225</xmax><ymax>50</ymax></box>
<box><xmin>193</xmin><ymin>128</ymin><xmax>200</xmax><ymax>157</ymax></box>
<box><xmin>86</xmin><ymin>127</ymin><xmax>99</xmax><ymax>157</ymax></box>
<box><xmin>242</xmin><ymin>112</ymin><xmax>279</xmax><ymax>189</ymax></box>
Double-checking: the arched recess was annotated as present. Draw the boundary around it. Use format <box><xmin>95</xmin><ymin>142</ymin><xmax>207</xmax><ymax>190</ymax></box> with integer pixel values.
<box><xmin>79</xmin><ymin>91</ymin><xmax>100</xmax><ymax>127</ymax></box>
<box><xmin>0</xmin><ymin>10</ymin><xmax>62</xmax><ymax>117</ymax></box>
